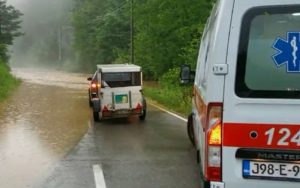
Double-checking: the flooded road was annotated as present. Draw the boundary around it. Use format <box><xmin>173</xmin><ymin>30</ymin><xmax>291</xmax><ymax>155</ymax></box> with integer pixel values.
<box><xmin>0</xmin><ymin>68</ymin><xmax>90</xmax><ymax>188</ymax></box>
<box><xmin>0</xmin><ymin>68</ymin><xmax>201</xmax><ymax>188</ymax></box>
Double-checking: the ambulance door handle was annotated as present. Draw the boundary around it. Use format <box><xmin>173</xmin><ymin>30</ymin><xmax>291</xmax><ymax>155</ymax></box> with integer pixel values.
<box><xmin>213</xmin><ymin>64</ymin><xmax>228</xmax><ymax>75</ymax></box>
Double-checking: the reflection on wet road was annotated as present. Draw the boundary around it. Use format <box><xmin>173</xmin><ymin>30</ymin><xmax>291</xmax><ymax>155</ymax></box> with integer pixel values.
<box><xmin>36</xmin><ymin>106</ymin><xmax>201</xmax><ymax>188</ymax></box>
<box><xmin>0</xmin><ymin>68</ymin><xmax>90</xmax><ymax>188</ymax></box>
<box><xmin>12</xmin><ymin>68</ymin><xmax>88</xmax><ymax>89</ymax></box>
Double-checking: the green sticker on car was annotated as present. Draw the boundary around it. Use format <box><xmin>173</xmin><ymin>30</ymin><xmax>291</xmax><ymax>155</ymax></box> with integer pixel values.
<box><xmin>115</xmin><ymin>94</ymin><xmax>128</xmax><ymax>104</ymax></box>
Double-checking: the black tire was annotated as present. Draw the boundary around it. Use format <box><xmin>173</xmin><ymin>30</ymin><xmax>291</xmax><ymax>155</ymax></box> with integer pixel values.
<box><xmin>187</xmin><ymin>113</ymin><xmax>195</xmax><ymax>146</ymax></box>
<box><xmin>139</xmin><ymin>99</ymin><xmax>147</xmax><ymax>121</ymax></box>
<box><xmin>89</xmin><ymin>98</ymin><xmax>93</xmax><ymax>107</ymax></box>
<box><xmin>88</xmin><ymin>90</ymin><xmax>92</xmax><ymax>107</ymax></box>
<box><xmin>93</xmin><ymin>111</ymin><xmax>100</xmax><ymax>122</ymax></box>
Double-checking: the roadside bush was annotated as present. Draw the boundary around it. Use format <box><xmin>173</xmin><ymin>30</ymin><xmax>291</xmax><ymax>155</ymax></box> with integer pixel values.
<box><xmin>144</xmin><ymin>68</ymin><xmax>193</xmax><ymax>116</ymax></box>
<box><xmin>0</xmin><ymin>61</ymin><xmax>20</xmax><ymax>101</ymax></box>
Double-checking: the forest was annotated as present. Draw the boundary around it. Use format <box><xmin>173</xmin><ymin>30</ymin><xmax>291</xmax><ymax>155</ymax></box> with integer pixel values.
<box><xmin>72</xmin><ymin>0</ymin><xmax>213</xmax><ymax>78</ymax></box>
<box><xmin>0</xmin><ymin>0</ymin><xmax>22</xmax><ymax>101</ymax></box>
<box><xmin>71</xmin><ymin>0</ymin><xmax>214</xmax><ymax>114</ymax></box>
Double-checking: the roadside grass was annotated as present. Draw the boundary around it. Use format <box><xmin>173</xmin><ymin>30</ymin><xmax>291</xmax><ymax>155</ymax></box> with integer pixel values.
<box><xmin>0</xmin><ymin>62</ymin><xmax>20</xmax><ymax>102</ymax></box>
<box><xmin>143</xmin><ymin>81</ymin><xmax>193</xmax><ymax>117</ymax></box>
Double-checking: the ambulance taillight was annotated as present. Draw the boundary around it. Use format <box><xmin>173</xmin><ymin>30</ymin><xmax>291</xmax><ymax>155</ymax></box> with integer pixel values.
<box><xmin>205</xmin><ymin>103</ymin><xmax>222</xmax><ymax>182</ymax></box>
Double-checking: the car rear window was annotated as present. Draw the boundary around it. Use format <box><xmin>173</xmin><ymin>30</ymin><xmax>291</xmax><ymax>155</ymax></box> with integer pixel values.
<box><xmin>236</xmin><ymin>6</ymin><xmax>300</xmax><ymax>98</ymax></box>
<box><xmin>102</xmin><ymin>72</ymin><xmax>141</xmax><ymax>88</ymax></box>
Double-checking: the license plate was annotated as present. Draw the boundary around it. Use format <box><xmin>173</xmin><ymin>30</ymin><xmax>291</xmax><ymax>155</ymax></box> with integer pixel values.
<box><xmin>243</xmin><ymin>160</ymin><xmax>300</xmax><ymax>181</ymax></box>
<box><xmin>117</xmin><ymin>109</ymin><xmax>129</xmax><ymax>114</ymax></box>
<box><xmin>115</xmin><ymin>94</ymin><xmax>128</xmax><ymax>104</ymax></box>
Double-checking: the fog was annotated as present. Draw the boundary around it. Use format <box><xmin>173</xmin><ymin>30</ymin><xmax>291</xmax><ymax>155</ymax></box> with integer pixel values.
<box><xmin>7</xmin><ymin>0</ymin><xmax>74</xmax><ymax>70</ymax></box>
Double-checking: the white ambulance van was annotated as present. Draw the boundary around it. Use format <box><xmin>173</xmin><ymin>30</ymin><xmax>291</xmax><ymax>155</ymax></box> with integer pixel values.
<box><xmin>181</xmin><ymin>0</ymin><xmax>300</xmax><ymax>188</ymax></box>
<box><xmin>91</xmin><ymin>64</ymin><xmax>146</xmax><ymax>122</ymax></box>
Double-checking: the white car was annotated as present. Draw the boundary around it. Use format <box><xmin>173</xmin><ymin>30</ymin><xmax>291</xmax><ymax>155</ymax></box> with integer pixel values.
<box><xmin>90</xmin><ymin>64</ymin><xmax>146</xmax><ymax>122</ymax></box>
<box><xmin>181</xmin><ymin>1</ymin><xmax>300</xmax><ymax>188</ymax></box>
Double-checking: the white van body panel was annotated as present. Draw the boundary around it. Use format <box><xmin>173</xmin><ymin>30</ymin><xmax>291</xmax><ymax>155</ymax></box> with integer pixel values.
<box><xmin>192</xmin><ymin>0</ymin><xmax>234</xmax><ymax>175</ymax></box>
<box><xmin>190</xmin><ymin>0</ymin><xmax>300</xmax><ymax>187</ymax></box>
<box><xmin>223</xmin><ymin>0</ymin><xmax>300</xmax><ymax>188</ymax></box>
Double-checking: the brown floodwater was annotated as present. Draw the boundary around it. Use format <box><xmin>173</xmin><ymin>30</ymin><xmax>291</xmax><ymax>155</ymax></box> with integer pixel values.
<box><xmin>0</xmin><ymin>68</ymin><xmax>91</xmax><ymax>188</ymax></box>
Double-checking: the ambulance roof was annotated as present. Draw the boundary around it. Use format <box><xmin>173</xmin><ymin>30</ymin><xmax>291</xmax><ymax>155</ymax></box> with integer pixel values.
<box><xmin>97</xmin><ymin>64</ymin><xmax>141</xmax><ymax>73</ymax></box>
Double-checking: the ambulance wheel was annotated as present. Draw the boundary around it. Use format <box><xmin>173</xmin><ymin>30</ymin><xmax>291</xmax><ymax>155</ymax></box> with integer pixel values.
<box><xmin>187</xmin><ymin>113</ymin><xmax>195</xmax><ymax>146</ymax></box>
<box><xmin>93</xmin><ymin>111</ymin><xmax>100</xmax><ymax>122</ymax></box>
<box><xmin>139</xmin><ymin>99</ymin><xmax>147</xmax><ymax>121</ymax></box>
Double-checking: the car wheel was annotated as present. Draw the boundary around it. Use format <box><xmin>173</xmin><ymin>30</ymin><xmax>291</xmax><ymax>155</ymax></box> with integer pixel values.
<box><xmin>187</xmin><ymin>113</ymin><xmax>195</xmax><ymax>146</ymax></box>
<box><xmin>93</xmin><ymin>111</ymin><xmax>100</xmax><ymax>122</ymax></box>
<box><xmin>139</xmin><ymin>99</ymin><xmax>147</xmax><ymax>121</ymax></box>
<box><xmin>89</xmin><ymin>97</ymin><xmax>93</xmax><ymax>107</ymax></box>
<box><xmin>88</xmin><ymin>90</ymin><xmax>92</xmax><ymax>107</ymax></box>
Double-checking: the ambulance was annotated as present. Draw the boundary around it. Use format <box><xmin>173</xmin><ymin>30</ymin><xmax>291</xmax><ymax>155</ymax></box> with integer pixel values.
<box><xmin>180</xmin><ymin>0</ymin><xmax>300</xmax><ymax>188</ymax></box>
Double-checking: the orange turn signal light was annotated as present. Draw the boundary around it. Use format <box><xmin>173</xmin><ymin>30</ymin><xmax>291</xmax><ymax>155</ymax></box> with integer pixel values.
<box><xmin>208</xmin><ymin>123</ymin><xmax>221</xmax><ymax>145</ymax></box>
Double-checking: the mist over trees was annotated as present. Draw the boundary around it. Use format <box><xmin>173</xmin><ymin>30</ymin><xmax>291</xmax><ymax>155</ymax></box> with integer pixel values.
<box><xmin>8</xmin><ymin>0</ymin><xmax>214</xmax><ymax>79</ymax></box>
<box><xmin>8</xmin><ymin>0</ymin><xmax>74</xmax><ymax>67</ymax></box>
<box><xmin>72</xmin><ymin>0</ymin><xmax>213</xmax><ymax>78</ymax></box>
<box><xmin>72</xmin><ymin>0</ymin><xmax>131</xmax><ymax>72</ymax></box>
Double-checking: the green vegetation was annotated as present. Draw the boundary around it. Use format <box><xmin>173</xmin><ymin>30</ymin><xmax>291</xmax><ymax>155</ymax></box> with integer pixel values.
<box><xmin>0</xmin><ymin>0</ymin><xmax>23</xmax><ymax>62</ymax></box>
<box><xmin>8</xmin><ymin>0</ymin><xmax>214</xmax><ymax>114</ymax></box>
<box><xmin>71</xmin><ymin>0</ymin><xmax>213</xmax><ymax>75</ymax></box>
<box><xmin>144</xmin><ymin>69</ymin><xmax>193</xmax><ymax>116</ymax></box>
<box><xmin>0</xmin><ymin>61</ymin><xmax>20</xmax><ymax>101</ymax></box>
<box><xmin>134</xmin><ymin>0</ymin><xmax>212</xmax><ymax>79</ymax></box>
<box><xmin>0</xmin><ymin>0</ymin><xmax>22</xmax><ymax>101</ymax></box>
<box><xmin>144</xmin><ymin>86</ymin><xmax>192</xmax><ymax>116</ymax></box>
<box><xmin>70</xmin><ymin>0</ymin><xmax>213</xmax><ymax>115</ymax></box>
<box><xmin>71</xmin><ymin>0</ymin><xmax>131</xmax><ymax>72</ymax></box>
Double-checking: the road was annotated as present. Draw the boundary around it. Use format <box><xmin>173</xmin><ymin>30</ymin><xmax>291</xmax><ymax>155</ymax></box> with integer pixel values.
<box><xmin>0</xmin><ymin>68</ymin><xmax>201</xmax><ymax>188</ymax></box>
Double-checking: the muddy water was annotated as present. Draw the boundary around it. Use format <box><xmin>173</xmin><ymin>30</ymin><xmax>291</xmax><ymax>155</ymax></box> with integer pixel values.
<box><xmin>0</xmin><ymin>68</ymin><xmax>91</xmax><ymax>188</ymax></box>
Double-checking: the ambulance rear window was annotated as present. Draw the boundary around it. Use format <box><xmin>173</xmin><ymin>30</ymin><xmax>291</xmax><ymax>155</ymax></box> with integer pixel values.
<box><xmin>236</xmin><ymin>6</ymin><xmax>300</xmax><ymax>98</ymax></box>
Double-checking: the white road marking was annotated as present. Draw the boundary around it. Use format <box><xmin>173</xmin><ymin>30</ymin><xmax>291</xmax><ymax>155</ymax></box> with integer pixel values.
<box><xmin>93</xmin><ymin>164</ymin><xmax>107</xmax><ymax>188</ymax></box>
<box><xmin>149</xmin><ymin>103</ymin><xmax>188</xmax><ymax>123</ymax></box>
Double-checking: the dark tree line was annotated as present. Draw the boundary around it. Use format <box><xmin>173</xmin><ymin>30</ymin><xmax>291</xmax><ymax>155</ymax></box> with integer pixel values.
<box><xmin>71</xmin><ymin>0</ymin><xmax>214</xmax><ymax>78</ymax></box>
<box><xmin>0</xmin><ymin>0</ymin><xmax>22</xmax><ymax>62</ymax></box>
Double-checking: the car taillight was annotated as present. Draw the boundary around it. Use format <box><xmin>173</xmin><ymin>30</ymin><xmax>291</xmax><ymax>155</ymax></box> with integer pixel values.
<box><xmin>91</xmin><ymin>83</ymin><xmax>97</xmax><ymax>88</ymax></box>
<box><xmin>91</xmin><ymin>82</ymin><xmax>101</xmax><ymax>89</ymax></box>
<box><xmin>91</xmin><ymin>81</ymin><xmax>100</xmax><ymax>97</ymax></box>
<box><xmin>205</xmin><ymin>103</ymin><xmax>222</xmax><ymax>182</ymax></box>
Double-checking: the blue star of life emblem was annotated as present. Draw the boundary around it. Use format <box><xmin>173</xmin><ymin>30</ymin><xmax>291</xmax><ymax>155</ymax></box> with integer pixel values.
<box><xmin>272</xmin><ymin>32</ymin><xmax>300</xmax><ymax>73</ymax></box>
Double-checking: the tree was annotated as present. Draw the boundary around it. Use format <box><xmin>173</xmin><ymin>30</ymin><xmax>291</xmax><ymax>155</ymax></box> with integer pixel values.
<box><xmin>72</xmin><ymin>0</ymin><xmax>131</xmax><ymax>72</ymax></box>
<box><xmin>133</xmin><ymin>0</ymin><xmax>213</xmax><ymax>79</ymax></box>
<box><xmin>71</xmin><ymin>0</ymin><xmax>214</xmax><ymax>76</ymax></box>
<box><xmin>0</xmin><ymin>0</ymin><xmax>22</xmax><ymax>62</ymax></box>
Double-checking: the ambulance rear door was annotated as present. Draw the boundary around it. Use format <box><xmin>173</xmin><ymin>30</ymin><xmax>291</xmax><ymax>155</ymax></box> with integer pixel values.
<box><xmin>223</xmin><ymin>1</ymin><xmax>300</xmax><ymax>188</ymax></box>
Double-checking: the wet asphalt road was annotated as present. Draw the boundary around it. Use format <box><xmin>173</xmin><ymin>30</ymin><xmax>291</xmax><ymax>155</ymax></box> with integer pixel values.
<box><xmin>35</xmin><ymin>106</ymin><xmax>201</xmax><ymax>188</ymax></box>
<box><xmin>0</xmin><ymin>68</ymin><xmax>201</xmax><ymax>188</ymax></box>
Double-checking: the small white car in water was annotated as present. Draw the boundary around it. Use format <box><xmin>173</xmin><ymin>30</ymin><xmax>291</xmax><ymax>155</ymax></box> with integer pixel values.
<box><xmin>88</xmin><ymin>64</ymin><xmax>146</xmax><ymax>122</ymax></box>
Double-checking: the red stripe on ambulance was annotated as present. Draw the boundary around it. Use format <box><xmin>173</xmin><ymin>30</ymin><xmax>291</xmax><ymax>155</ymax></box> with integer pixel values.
<box><xmin>223</xmin><ymin>123</ymin><xmax>300</xmax><ymax>149</ymax></box>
